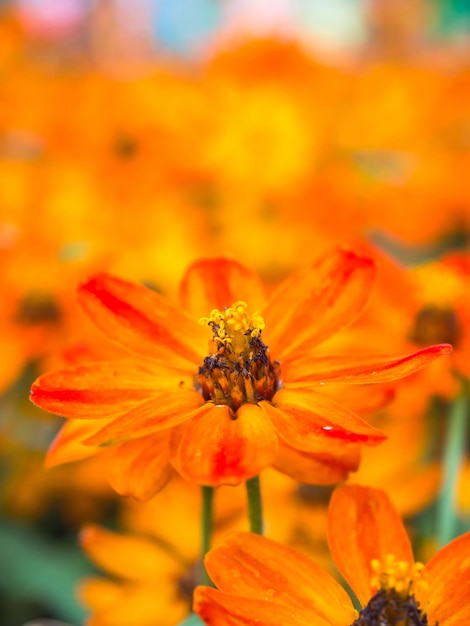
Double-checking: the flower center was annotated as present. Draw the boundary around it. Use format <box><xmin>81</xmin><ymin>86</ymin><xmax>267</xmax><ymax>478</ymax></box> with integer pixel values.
<box><xmin>195</xmin><ymin>301</ymin><xmax>280</xmax><ymax>414</ymax></box>
<box><xmin>411</xmin><ymin>306</ymin><xmax>460</xmax><ymax>347</ymax></box>
<box><xmin>351</xmin><ymin>556</ymin><xmax>434</xmax><ymax>626</ymax></box>
<box><xmin>15</xmin><ymin>292</ymin><xmax>61</xmax><ymax>325</ymax></box>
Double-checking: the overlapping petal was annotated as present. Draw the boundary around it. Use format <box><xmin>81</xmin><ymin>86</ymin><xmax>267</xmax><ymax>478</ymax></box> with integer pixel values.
<box><xmin>282</xmin><ymin>344</ymin><xmax>453</xmax><ymax>384</ymax></box>
<box><xmin>83</xmin><ymin>390</ymin><xmax>205</xmax><ymax>446</ymax></box>
<box><xmin>264</xmin><ymin>389</ymin><xmax>386</xmax><ymax>446</ymax></box>
<box><xmin>201</xmin><ymin>532</ymin><xmax>354</xmax><ymax>625</ymax></box>
<box><xmin>30</xmin><ymin>360</ymin><xmax>185</xmax><ymax>418</ymax></box>
<box><xmin>171</xmin><ymin>403</ymin><xmax>278</xmax><ymax>486</ymax></box>
<box><xmin>179</xmin><ymin>258</ymin><xmax>266</xmax><ymax>317</ymax></box>
<box><xmin>105</xmin><ymin>434</ymin><xmax>173</xmax><ymax>501</ymax></box>
<box><xmin>45</xmin><ymin>419</ymin><xmax>106</xmax><ymax>467</ymax></box>
<box><xmin>194</xmin><ymin>588</ymin><xmax>318</xmax><ymax>626</ymax></box>
<box><xmin>327</xmin><ymin>484</ymin><xmax>413</xmax><ymax>606</ymax></box>
<box><xmin>263</xmin><ymin>248</ymin><xmax>375</xmax><ymax>360</ymax></box>
<box><xmin>420</xmin><ymin>531</ymin><xmax>470</xmax><ymax>626</ymax></box>
<box><xmin>273</xmin><ymin>438</ymin><xmax>361</xmax><ymax>484</ymax></box>
<box><xmin>78</xmin><ymin>273</ymin><xmax>206</xmax><ymax>367</ymax></box>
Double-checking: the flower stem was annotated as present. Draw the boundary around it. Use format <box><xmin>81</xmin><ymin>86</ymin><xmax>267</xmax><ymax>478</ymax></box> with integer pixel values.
<box><xmin>246</xmin><ymin>475</ymin><xmax>264</xmax><ymax>535</ymax></box>
<box><xmin>436</xmin><ymin>387</ymin><xmax>468</xmax><ymax>547</ymax></box>
<box><xmin>200</xmin><ymin>486</ymin><xmax>214</xmax><ymax>585</ymax></box>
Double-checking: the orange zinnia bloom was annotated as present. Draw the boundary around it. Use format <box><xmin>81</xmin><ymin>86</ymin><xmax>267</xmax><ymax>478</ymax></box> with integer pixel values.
<box><xmin>30</xmin><ymin>249</ymin><xmax>451</xmax><ymax>498</ymax></box>
<box><xmin>194</xmin><ymin>484</ymin><xmax>470</xmax><ymax>626</ymax></box>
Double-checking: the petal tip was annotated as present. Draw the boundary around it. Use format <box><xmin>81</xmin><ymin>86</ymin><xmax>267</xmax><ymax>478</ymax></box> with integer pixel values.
<box><xmin>439</xmin><ymin>343</ymin><xmax>453</xmax><ymax>355</ymax></box>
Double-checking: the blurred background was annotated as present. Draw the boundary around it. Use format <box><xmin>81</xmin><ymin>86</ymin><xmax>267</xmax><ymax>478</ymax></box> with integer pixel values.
<box><xmin>1</xmin><ymin>1</ymin><xmax>470</xmax><ymax>624</ymax></box>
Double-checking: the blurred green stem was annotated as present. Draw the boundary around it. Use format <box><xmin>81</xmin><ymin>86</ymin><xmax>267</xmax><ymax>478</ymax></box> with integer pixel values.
<box><xmin>436</xmin><ymin>387</ymin><xmax>468</xmax><ymax>547</ymax></box>
<box><xmin>201</xmin><ymin>486</ymin><xmax>214</xmax><ymax>585</ymax></box>
<box><xmin>246</xmin><ymin>475</ymin><xmax>263</xmax><ymax>535</ymax></box>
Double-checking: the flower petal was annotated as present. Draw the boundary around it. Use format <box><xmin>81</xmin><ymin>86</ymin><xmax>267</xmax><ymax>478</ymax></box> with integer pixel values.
<box><xmin>105</xmin><ymin>434</ymin><xmax>173</xmax><ymax>501</ymax></box>
<box><xmin>273</xmin><ymin>438</ymin><xmax>361</xmax><ymax>484</ymax></box>
<box><xmin>30</xmin><ymin>360</ymin><xmax>183</xmax><ymax>418</ymax></box>
<box><xmin>83</xmin><ymin>390</ymin><xmax>205</xmax><ymax>446</ymax></box>
<box><xmin>171</xmin><ymin>403</ymin><xmax>278</xmax><ymax>486</ymax></box>
<box><xmin>201</xmin><ymin>532</ymin><xmax>355</xmax><ymax>624</ymax></box>
<box><xmin>420</xmin><ymin>531</ymin><xmax>470</xmax><ymax>626</ymax></box>
<box><xmin>282</xmin><ymin>344</ymin><xmax>453</xmax><ymax>384</ymax></box>
<box><xmin>80</xmin><ymin>579</ymin><xmax>188</xmax><ymax>626</ymax></box>
<box><xmin>265</xmin><ymin>389</ymin><xmax>386</xmax><ymax>446</ymax></box>
<box><xmin>78</xmin><ymin>273</ymin><xmax>205</xmax><ymax>367</ymax></box>
<box><xmin>179</xmin><ymin>258</ymin><xmax>266</xmax><ymax>317</ymax></box>
<box><xmin>194</xmin><ymin>587</ymin><xmax>323</xmax><ymax>626</ymax></box>
<box><xmin>79</xmin><ymin>524</ymin><xmax>182</xmax><ymax>582</ymax></box>
<box><xmin>263</xmin><ymin>248</ymin><xmax>375</xmax><ymax>360</ymax></box>
<box><xmin>45</xmin><ymin>419</ymin><xmax>107</xmax><ymax>467</ymax></box>
<box><xmin>327</xmin><ymin>485</ymin><xmax>413</xmax><ymax>606</ymax></box>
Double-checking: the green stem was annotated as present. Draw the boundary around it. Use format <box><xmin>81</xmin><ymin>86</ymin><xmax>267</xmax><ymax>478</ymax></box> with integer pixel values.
<box><xmin>200</xmin><ymin>486</ymin><xmax>214</xmax><ymax>585</ymax></box>
<box><xmin>436</xmin><ymin>389</ymin><xmax>468</xmax><ymax>547</ymax></box>
<box><xmin>246</xmin><ymin>475</ymin><xmax>264</xmax><ymax>535</ymax></box>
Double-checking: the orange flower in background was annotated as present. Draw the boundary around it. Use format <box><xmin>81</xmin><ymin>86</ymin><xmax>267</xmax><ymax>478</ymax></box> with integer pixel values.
<box><xmin>30</xmin><ymin>249</ymin><xmax>451</xmax><ymax>499</ymax></box>
<box><xmin>79</xmin><ymin>524</ymin><xmax>190</xmax><ymax>626</ymax></box>
<box><xmin>194</xmin><ymin>484</ymin><xmax>470</xmax><ymax>626</ymax></box>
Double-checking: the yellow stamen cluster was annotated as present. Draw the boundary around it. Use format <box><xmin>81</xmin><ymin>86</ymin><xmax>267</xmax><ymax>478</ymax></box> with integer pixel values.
<box><xmin>371</xmin><ymin>555</ymin><xmax>429</xmax><ymax>598</ymax></box>
<box><xmin>199</xmin><ymin>301</ymin><xmax>265</xmax><ymax>346</ymax></box>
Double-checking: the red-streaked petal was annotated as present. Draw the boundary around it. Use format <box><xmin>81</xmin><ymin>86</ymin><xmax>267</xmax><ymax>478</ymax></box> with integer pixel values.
<box><xmin>194</xmin><ymin>587</ymin><xmax>318</xmax><ymax>626</ymax></box>
<box><xmin>179</xmin><ymin>258</ymin><xmax>266</xmax><ymax>317</ymax></box>
<box><xmin>265</xmin><ymin>389</ymin><xmax>386</xmax><ymax>446</ymax></box>
<box><xmin>328</xmin><ymin>485</ymin><xmax>413</xmax><ymax>607</ymax></box>
<box><xmin>171</xmin><ymin>403</ymin><xmax>278</xmax><ymax>486</ymax></box>
<box><xmin>273</xmin><ymin>438</ymin><xmax>361</xmax><ymax>484</ymax></box>
<box><xmin>45</xmin><ymin>419</ymin><xmax>107</xmax><ymax>468</ymax></box>
<box><xmin>105</xmin><ymin>434</ymin><xmax>173</xmax><ymax>501</ymax></box>
<box><xmin>263</xmin><ymin>248</ymin><xmax>375</xmax><ymax>360</ymax></box>
<box><xmin>202</xmin><ymin>532</ymin><xmax>354</xmax><ymax>624</ymax></box>
<box><xmin>30</xmin><ymin>360</ymin><xmax>184</xmax><ymax>418</ymax></box>
<box><xmin>83</xmin><ymin>390</ymin><xmax>205</xmax><ymax>446</ymax></box>
<box><xmin>282</xmin><ymin>344</ymin><xmax>453</xmax><ymax>384</ymax></box>
<box><xmin>419</xmin><ymin>531</ymin><xmax>470</xmax><ymax>626</ymax></box>
<box><xmin>78</xmin><ymin>273</ymin><xmax>206</xmax><ymax>367</ymax></box>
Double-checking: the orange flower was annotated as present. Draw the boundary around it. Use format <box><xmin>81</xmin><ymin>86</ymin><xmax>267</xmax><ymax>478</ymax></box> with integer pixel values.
<box><xmin>194</xmin><ymin>484</ymin><xmax>470</xmax><ymax>626</ymax></box>
<box><xmin>79</xmin><ymin>524</ymin><xmax>190</xmax><ymax>626</ymax></box>
<box><xmin>30</xmin><ymin>249</ymin><xmax>451</xmax><ymax>498</ymax></box>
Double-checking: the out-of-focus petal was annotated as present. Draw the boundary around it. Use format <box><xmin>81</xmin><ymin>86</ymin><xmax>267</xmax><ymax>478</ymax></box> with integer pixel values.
<box><xmin>420</xmin><ymin>531</ymin><xmax>470</xmax><ymax>626</ymax></box>
<box><xmin>273</xmin><ymin>438</ymin><xmax>361</xmax><ymax>484</ymax></box>
<box><xmin>328</xmin><ymin>485</ymin><xmax>413</xmax><ymax>606</ymax></box>
<box><xmin>179</xmin><ymin>258</ymin><xmax>266</xmax><ymax>317</ymax></box>
<box><xmin>80</xmin><ymin>579</ymin><xmax>187</xmax><ymax>626</ymax></box>
<box><xmin>30</xmin><ymin>360</ymin><xmax>184</xmax><ymax>418</ymax></box>
<box><xmin>105</xmin><ymin>433</ymin><xmax>173</xmax><ymax>501</ymax></box>
<box><xmin>171</xmin><ymin>403</ymin><xmax>278</xmax><ymax>486</ymax></box>
<box><xmin>78</xmin><ymin>273</ymin><xmax>205</xmax><ymax>367</ymax></box>
<box><xmin>265</xmin><ymin>389</ymin><xmax>386</xmax><ymax>446</ymax></box>
<box><xmin>83</xmin><ymin>390</ymin><xmax>205</xmax><ymax>446</ymax></box>
<box><xmin>263</xmin><ymin>248</ymin><xmax>375</xmax><ymax>360</ymax></box>
<box><xmin>201</xmin><ymin>532</ymin><xmax>354</xmax><ymax>624</ymax></box>
<box><xmin>282</xmin><ymin>344</ymin><xmax>453</xmax><ymax>384</ymax></box>
<box><xmin>79</xmin><ymin>524</ymin><xmax>181</xmax><ymax>582</ymax></box>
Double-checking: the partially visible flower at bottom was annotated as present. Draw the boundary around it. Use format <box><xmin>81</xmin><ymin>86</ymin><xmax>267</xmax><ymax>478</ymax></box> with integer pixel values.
<box><xmin>194</xmin><ymin>485</ymin><xmax>470</xmax><ymax>626</ymax></box>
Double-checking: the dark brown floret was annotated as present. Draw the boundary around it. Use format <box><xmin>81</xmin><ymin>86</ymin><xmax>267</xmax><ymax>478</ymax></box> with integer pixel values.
<box><xmin>352</xmin><ymin>589</ymin><xmax>436</xmax><ymax>626</ymax></box>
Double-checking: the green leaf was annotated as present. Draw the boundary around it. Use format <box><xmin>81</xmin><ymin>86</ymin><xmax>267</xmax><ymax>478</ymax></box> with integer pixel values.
<box><xmin>0</xmin><ymin>521</ymin><xmax>92</xmax><ymax>624</ymax></box>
